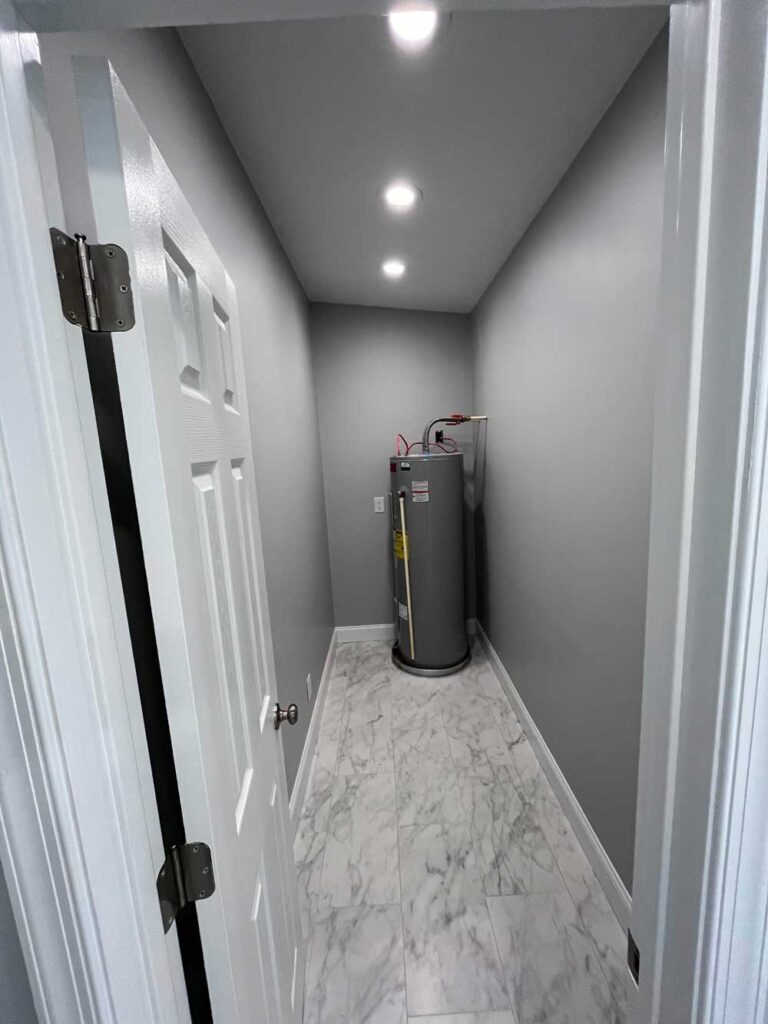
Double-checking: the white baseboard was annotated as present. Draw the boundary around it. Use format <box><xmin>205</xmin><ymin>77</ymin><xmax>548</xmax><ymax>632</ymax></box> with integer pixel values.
<box><xmin>335</xmin><ymin>622</ymin><xmax>396</xmax><ymax>643</ymax></box>
<box><xmin>477</xmin><ymin>623</ymin><xmax>632</xmax><ymax>930</ymax></box>
<box><xmin>336</xmin><ymin>619</ymin><xmax>478</xmax><ymax>643</ymax></box>
<box><xmin>289</xmin><ymin>628</ymin><xmax>337</xmax><ymax>838</ymax></box>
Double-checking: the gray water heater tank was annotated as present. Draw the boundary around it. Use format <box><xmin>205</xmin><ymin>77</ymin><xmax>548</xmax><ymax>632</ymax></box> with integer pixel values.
<box><xmin>390</xmin><ymin>451</ymin><xmax>469</xmax><ymax>675</ymax></box>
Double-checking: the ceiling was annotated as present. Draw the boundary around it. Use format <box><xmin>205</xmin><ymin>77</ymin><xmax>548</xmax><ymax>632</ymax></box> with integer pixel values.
<box><xmin>17</xmin><ymin>0</ymin><xmax>669</xmax><ymax>34</ymax></box>
<box><xmin>182</xmin><ymin>7</ymin><xmax>666</xmax><ymax>313</ymax></box>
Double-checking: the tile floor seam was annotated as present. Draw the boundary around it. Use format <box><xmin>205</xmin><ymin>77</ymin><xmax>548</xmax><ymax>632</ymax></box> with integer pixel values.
<box><xmin>422</xmin><ymin>656</ymin><xmax>522</xmax><ymax>1018</ymax></box>
<box><xmin>485</xmin><ymin>895</ymin><xmax>520</xmax><ymax>1024</ymax></box>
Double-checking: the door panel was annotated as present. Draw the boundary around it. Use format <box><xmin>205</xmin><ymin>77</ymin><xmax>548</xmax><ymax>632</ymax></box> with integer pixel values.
<box><xmin>69</xmin><ymin>56</ymin><xmax>303</xmax><ymax>1023</ymax></box>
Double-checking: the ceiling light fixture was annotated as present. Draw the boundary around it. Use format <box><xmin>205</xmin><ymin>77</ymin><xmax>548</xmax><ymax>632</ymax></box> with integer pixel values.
<box><xmin>388</xmin><ymin>6</ymin><xmax>439</xmax><ymax>51</ymax></box>
<box><xmin>383</xmin><ymin>180</ymin><xmax>421</xmax><ymax>212</ymax></box>
<box><xmin>382</xmin><ymin>258</ymin><xmax>406</xmax><ymax>279</ymax></box>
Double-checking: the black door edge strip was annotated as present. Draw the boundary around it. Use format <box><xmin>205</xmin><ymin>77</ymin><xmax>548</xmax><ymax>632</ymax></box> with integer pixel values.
<box><xmin>81</xmin><ymin>331</ymin><xmax>213</xmax><ymax>1023</ymax></box>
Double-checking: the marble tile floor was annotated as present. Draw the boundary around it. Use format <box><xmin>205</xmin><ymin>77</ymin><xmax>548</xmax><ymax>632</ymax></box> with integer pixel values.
<box><xmin>294</xmin><ymin>639</ymin><xmax>629</xmax><ymax>1024</ymax></box>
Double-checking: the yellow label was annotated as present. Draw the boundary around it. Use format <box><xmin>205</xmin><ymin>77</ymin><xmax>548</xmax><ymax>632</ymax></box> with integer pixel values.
<box><xmin>393</xmin><ymin>530</ymin><xmax>407</xmax><ymax>560</ymax></box>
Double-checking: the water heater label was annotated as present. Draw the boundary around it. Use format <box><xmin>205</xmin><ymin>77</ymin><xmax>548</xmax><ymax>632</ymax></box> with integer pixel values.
<box><xmin>398</xmin><ymin>602</ymin><xmax>408</xmax><ymax>621</ymax></box>
<box><xmin>412</xmin><ymin>480</ymin><xmax>429</xmax><ymax>503</ymax></box>
<box><xmin>393</xmin><ymin>530</ymin><xmax>406</xmax><ymax>560</ymax></box>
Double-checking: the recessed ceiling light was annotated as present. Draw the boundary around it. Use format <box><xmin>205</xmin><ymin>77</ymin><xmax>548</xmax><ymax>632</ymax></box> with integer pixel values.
<box><xmin>382</xmin><ymin>258</ymin><xmax>406</xmax><ymax>279</ymax></box>
<box><xmin>388</xmin><ymin>7</ymin><xmax>439</xmax><ymax>51</ymax></box>
<box><xmin>383</xmin><ymin>180</ymin><xmax>421</xmax><ymax>212</ymax></box>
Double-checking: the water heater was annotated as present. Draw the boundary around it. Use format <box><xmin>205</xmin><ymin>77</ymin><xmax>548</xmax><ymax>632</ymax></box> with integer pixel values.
<box><xmin>390</xmin><ymin>450</ymin><xmax>469</xmax><ymax>675</ymax></box>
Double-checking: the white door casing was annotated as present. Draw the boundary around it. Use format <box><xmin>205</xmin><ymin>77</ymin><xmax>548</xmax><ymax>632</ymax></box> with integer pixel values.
<box><xmin>0</xmin><ymin>12</ymin><xmax>190</xmax><ymax>1024</ymax></box>
<box><xmin>631</xmin><ymin>0</ymin><xmax>768</xmax><ymax>1021</ymax></box>
<box><xmin>67</xmin><ymin>56</ymin><xmax>303</xmax><ymax>1023</ymax></box>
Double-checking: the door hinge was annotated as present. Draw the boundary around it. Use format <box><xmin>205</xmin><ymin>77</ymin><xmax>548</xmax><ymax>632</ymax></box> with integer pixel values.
<box><xmin>156</xmin><ymin>842</ymin><xmax>215</xmax><ymax>934</ymax></box>
<box><xmin>50</xmin><ymin>227</ymin><xmax>135</xmax><ymax>333</ymax></box>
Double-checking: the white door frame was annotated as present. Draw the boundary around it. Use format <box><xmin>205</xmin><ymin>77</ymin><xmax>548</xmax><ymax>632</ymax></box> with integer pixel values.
<box><xmin>0</xmin><ymin>4</ymin><xmax>190</xmax><ymax>1023</ymax></box>
<box><xmin>1</xmin><ymin>0</ymin><xmax>767</xmax><ymax>1022</ymax></box>
<box><xmin>632</xmin><ymin>0</ymin><xmax>768</xmax><ymax>1020</ymax></box>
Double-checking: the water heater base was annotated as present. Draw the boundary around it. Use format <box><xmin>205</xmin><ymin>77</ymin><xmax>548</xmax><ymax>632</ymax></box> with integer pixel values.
<box><xmin>391</xmin><ymin>643</ymin><xmax>471</xmax><ymax>677</ymax></box>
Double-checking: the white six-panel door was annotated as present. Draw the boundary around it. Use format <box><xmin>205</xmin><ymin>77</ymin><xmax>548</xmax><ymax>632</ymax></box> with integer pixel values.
<box><xmin>68</xmin><ymin>56</ymin><xmax>303</xmax><ymax>1023</ymax></box>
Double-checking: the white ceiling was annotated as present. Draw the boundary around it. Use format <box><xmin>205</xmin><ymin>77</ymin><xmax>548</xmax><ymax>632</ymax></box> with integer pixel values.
<box><xmin>18</xmin><ymin>0</ymin><xmax>669</xmax><ymax>34</ymax></box>
<box><xmin>182</xmin><ymin>7</ymin><xmax>666</xmax><ymax>312</ymax></box>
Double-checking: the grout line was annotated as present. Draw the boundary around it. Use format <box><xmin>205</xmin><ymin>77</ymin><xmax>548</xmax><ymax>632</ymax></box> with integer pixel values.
<box><xmin>485</xmin><ymin>894</ymin><xmax>519</xmax><ymax>1024</ymax></box>
<box><xmin>432</xmin><ymin>659</ymin><xmax>517</xmax><ymax>1017</ymax></box>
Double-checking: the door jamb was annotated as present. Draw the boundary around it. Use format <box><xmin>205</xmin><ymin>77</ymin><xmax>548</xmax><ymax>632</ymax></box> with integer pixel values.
<box><xmin>630</xmin><ymin>1</ymin><xmax>768</xmax><ymax>1021</ymax></box>
<box><xmin>2</xmin><ymin>0</ymin><xmax>768</xmax><ymax>1021</ymax></box>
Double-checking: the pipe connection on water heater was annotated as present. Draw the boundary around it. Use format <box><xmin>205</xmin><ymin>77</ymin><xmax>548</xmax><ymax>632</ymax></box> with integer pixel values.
<box><xmin>420</xmin><ymin>413</ymin><xmax>488</xmax><ymax>452</ymax></box>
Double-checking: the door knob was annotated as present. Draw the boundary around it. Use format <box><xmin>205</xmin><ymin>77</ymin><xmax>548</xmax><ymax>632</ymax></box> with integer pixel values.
<box><xmin>274</xmin><ymin>702</ymin><xmax>299</xmax><ymax>731</ymax></box>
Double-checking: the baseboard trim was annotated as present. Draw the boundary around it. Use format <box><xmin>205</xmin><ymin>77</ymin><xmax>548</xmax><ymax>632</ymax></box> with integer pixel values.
<box><xmin>335</xmin><ymin>622</ymin><xmax>395</xmax><ymax>643</ymax></box>
<box><xmin>289</xmin><ymin>628</ymin><xmax>337</xmax><ymax>838</ymax></box>
<box><xmin>477</xmin><ymin>623</ymin><xmax>632</xmax><ymax>930</ymax></box>
<box><xmin>336</xmin><ymin>619</ymin><xmax>478</xmax><ymax>644</ymax></box>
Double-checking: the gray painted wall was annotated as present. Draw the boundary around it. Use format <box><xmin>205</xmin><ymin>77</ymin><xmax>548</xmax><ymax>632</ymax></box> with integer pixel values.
<box><xmin>311</xmin><ymin>304</ymin><xmax>474</xmax><ymax>627</ymax></box>
<box><xmin>0</xmin><ymin>861</ymin><xmax>37</xmax><ymax>1024</ymax></box>
<box><xmin>40</xmin><ymin>29</ymin><xmax>335</xmax><ymax>793</ymax></box>
<box><xmin>472</xmin><ymin>32</ymin><xmax>667</xmax><ymax>888</ymax></box>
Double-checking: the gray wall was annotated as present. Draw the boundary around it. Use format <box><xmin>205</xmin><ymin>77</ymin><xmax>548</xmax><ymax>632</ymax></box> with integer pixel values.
<box><xmin>0</xmin><ymin>862</ymin><xmax>37</xmax><ymax>1024</ymax></box>
<box><xmin>311</xmin><ymin>304</ymin><xmax>474</xmax><ymax>626</ymax></box>
<box><xmin>472</xmin><ymin>32</ymin><xmax>667</xmax><ymax>888</ymax></box>
<box><xmin>40</xmin><ymin>29</ymin><xmax>335</xmax><ymax>794</ymax></box>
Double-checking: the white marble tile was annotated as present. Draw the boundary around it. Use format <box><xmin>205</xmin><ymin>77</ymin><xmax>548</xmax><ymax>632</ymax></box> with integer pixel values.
<box><xmin>400</xmin><ymin>822</ymin><xmax>510</xmax><ymax>1017</ymax></box>
<box><xmin>479</xmin><ymin>690</ymin><xmax>541</xmax><ymax>794</ymax></box>
<box><xmin>390</xmin><ymin>675</ymin><xmax>443</xmax><ymax>734</ymax></box>
<box><xmin>408</xmin><ymin>1014</ymin><xmax>516</xmax><ymax>1024</ymax></box>
<box><xmin>458</xmin><ymin>771</ymin><xmax>564</xmax><ymax>896</ymax></box>
<box><xmin>296</xmin><ymin>639</ymin><xmax>626</xmax><ymax>1024</ymax></box>
<box><xmin>456</xmin><ymin>648</ymin><xmax>500</xmax><ymax>700</ymax></box>
<box><xmin>392</xmin><ymin>699</ymin><xmax>463</xmax><ymax>826</ymax></box>
<box><xmin>396</xmin><ymin>763</ymin><xmax>465</xmax><ymax>827</ymax></box>
<box><xmin>505</xmin><ymin>732</ymin><xmax>545</xmax><ymax>793</ymax></box>
<box><xmin>575</xmin><ymin>880</ymin><xmax>629</xmax><ymax>1017</ymax></box>
<box><xmin>465</xmin><ymin>648</ymin><xmax>548</xmax><ymax>793</ymax></box>
<box><xmin>304</xmin><ymin>904</ymin><xmax>406</xmax><ymax>1024</ymax></box>
<box><xmin>338</xmin><ymin>670</ymin><xmax>394</xmax><ymax>775</ymax></box>
<box><xmin>393</xmin><ymin>718</ymin><xmax>454</xmax><ymax>773</ymax></box>
<box><xmin>409</xmin><ymin>1011</ymin><xmax>518</xmax><ymax>1019</ymax></box>
<box><xmin>488</xmin><ymin>891</ymin><xmax>623</xmax><ymax>1024</ymax></box>
<box><xmin>484</xmin><ymin>690</ymin><xmax>526</xmax><ymax>753</ymax></box>
<box><xmin>310</xmin><ymin>663</ymin><xmax>349</xmax><ymax>777</ymax></box>
<box><xmin>294</xmin><ymin>765</ymin><xmax>335</xmax><ymax>938</ymax></box>
<box><xmin>534</xmin><ymin>785</ymin><xmax>629</xmax><ymax>1012</ymax></box>
<box><xmin>321</xmin><ymin>773</ymin><xmax>400</xmax><ymax>907</ymax></box>
<box><xmin>337</xmin><ymin>640</ymin><xmax>395</xmax><ymax>684</ymax></box>
<box><xmin>441</xmin><ymin>688</ymin><xmax>516</xmax><ymax>783</ymax></box>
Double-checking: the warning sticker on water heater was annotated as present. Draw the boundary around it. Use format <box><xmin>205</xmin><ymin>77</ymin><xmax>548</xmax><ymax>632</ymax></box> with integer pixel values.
<box><xmin>412</xmin><ymin>480</ymin><xmax>429</xmax><ymax>503</ymax></box>
<box><xmin>393</xmin><ymin>530</ymin><xmax>406</xmax><ymax>560</ymax></box>
<box><xmin>398</xmin><ymin>602</ymin><xmax>408</xmax><ymax>621</ymax></box>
